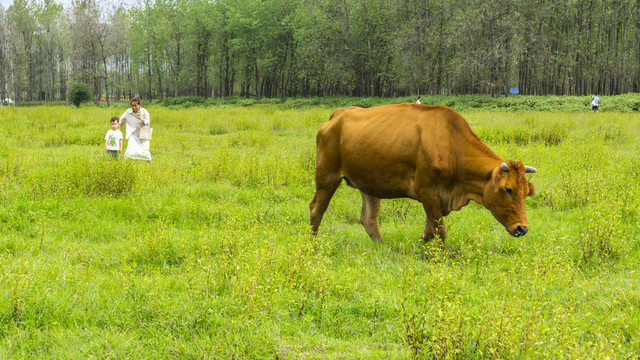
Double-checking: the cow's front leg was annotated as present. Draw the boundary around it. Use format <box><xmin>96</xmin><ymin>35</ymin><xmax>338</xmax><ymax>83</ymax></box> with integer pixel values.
<box><xmin>359</xmin><ymin>191</ymin><xmax>382</xmax><ymax>242</ymax></box>
<box><xmin>418</xmin><ymin>192</ymin><xmax>448</xmax><ymax>246</ymax></box>
<box><xmin>423</xmin><ymin>217</ymin><xmax>447</xmax><ymax>243</ymax></box>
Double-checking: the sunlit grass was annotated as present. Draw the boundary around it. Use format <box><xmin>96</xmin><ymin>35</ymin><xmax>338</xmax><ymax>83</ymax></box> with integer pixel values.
<box><xmin>0</xmin><ymin>105</ymin><xmax>639</xmax><ymax>358</ymax></box>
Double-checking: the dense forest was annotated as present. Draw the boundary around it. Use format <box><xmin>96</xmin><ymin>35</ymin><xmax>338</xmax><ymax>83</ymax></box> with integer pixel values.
<box><xmin>1</xmin><ymin>0</ymin><xmax>640</xmax><ymax>104</ymax></box>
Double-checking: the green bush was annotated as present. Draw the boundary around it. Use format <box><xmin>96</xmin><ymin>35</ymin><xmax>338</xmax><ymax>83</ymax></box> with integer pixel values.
<box><xmin>145</xmin><ymin>93</ymin><xmax>640</xmax><ymax>112</ymax></box>
<box><xmin>68</xmin><ymin>82</ymin><xmax>91</xmax><ymax>108</ymax></box>
<box><xmin>160</xmin><ymin>96</ymin><xmax>207</xmax><ymax>108</ymax></box>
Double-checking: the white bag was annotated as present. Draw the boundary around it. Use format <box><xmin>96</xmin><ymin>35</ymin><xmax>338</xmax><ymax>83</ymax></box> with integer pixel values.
<box><xmin>139</xmin><ymin>125</ymin><xmax>152</xmax><ymax>140</ymax></box>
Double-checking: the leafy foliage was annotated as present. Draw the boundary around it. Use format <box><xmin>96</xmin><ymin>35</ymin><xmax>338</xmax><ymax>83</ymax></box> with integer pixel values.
<box><xmin>133</xmin><ymin>93</ymin><xmax>640</xmax><ymax>113</ymax></box>
<box><xmin>68</xmin><ymin>82</ymin><xmax>91</xmax><ymax>108</ymax></box>
<box><xmin>3</xmin><ymin>0</ymin><xmax>640</xmax><ymax>102</ymax></box>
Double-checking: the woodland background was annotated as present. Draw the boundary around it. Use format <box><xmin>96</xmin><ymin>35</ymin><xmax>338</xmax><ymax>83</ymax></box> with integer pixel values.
<box><xmin>1</xmin><ymin>0</ymin><xmax>640</xmax><ymax>104</ymax></box>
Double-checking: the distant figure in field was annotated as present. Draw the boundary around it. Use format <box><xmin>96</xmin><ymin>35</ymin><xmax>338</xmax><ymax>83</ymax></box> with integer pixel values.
<box><xmin>105</xmin><ymin>117</ymin><xmax>123</xmax><ymax>160</ymax></box>
<box><xmin>416</xmin><ymin>96</ymin><xmax>422</xmax><ymax>104</ymax></box>
<box><xmin>591</xmin><ymin>93</ymin><xmax>600</xmax><ymax>112</ymax></box>
<box><xmin>119</xmin><ymin>96</ymin><xmax>152</xmax><ymax>162</ymax></box>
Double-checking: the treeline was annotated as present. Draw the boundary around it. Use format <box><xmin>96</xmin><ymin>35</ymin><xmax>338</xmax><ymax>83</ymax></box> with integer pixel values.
<box><xmin>1</xmin><ymin>0</ymin><xmax>640</xmax><ymax>105</ymax></box>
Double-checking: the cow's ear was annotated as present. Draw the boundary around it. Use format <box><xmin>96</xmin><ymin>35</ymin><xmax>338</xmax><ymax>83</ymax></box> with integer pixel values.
<box><xmin>527</xmin><ymin>182</ymin><xmax>535</xmax><ymax>196</ymax></box>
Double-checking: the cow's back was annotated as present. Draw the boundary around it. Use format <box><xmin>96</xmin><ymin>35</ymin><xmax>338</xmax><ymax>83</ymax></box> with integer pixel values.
<box><xmin>316</xmin><ymin>103</ymin><xmax>474</xmax><ymax>198</ymax></box>
<box><xmin>321</xmin><ymin>103</ymin><xmax>471</xmax><ymax>163</ymax></box>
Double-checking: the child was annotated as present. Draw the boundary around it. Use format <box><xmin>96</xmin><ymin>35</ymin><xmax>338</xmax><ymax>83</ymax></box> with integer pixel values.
<box><xmin>105</xmin><ymin>117</ymin><xmax>123</xmax><ymax>159</ymax></box>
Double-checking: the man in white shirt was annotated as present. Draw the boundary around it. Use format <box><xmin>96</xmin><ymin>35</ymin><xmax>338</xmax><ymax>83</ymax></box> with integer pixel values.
<box><xmin>591</xmin><ymin>94</ymin><xmax>600</xmax><ymax>112</ymax></box>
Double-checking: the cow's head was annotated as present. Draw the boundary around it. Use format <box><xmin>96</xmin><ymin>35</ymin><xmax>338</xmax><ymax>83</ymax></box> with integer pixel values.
<box><xmin>483</xmin><ymin>160</ymin><xmax>536</xmax><ymax>237</ymax></box>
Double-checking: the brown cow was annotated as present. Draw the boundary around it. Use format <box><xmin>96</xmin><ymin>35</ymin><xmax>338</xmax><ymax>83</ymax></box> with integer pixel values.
<box><xmin>309</xmin><ymin>103</ymin><xmax>536</xmax><ymax>244</ymax></box>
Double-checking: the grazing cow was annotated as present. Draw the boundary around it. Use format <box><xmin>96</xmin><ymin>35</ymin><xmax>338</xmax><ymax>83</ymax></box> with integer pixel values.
<box><xmin>309</xmin><ymin>103</ymin><xmax>536</xmax><ymax>244</ymax></box>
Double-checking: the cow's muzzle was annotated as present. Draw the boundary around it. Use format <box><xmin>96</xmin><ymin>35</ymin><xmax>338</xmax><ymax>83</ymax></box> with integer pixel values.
<box><xmin>510</xmin><ymin>225</ymin><xmax>529</xmax><ymax>237</ymax></box>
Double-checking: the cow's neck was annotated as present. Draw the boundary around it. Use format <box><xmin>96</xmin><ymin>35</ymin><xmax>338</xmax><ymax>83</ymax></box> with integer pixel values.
<box><xmin>467</xmin><ymin>142</ymin><xmax>502</xmax><ymax>200</ymax></box>
<box><xmin>465</xmin><ymin>157</ymin><xmax>501</xmax><ymax>200</ymax></box>
<box><xmin>446</xmin><ymin>140</ymin><xmax>502</xmax><ymax>213</ymax></box>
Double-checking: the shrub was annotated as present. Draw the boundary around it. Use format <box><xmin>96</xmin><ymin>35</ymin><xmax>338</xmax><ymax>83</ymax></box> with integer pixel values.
<box><xmin>68</xmin><ymin>82</ymin><xmax>91</xmax><ymax>108</ymax></box>
<box><xmin>161</xmin><ymin>96</ymin><xmax>207</xmax><ymax>108</ymax></box>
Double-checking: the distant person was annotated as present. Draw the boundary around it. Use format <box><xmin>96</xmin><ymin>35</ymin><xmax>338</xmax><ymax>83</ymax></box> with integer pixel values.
<box><xmin>105</xmin><ymin>117</ymin><xmax>123</xmax><ymax>160</ymax></box>
<box><xmin>416</xmin><ymin>96</ymin><xmax>422</xmax><ymax>104</ymax></box>
<box><xmin>591</xmin><ymin>93</ymin><xmax>600</xmax><ymax>112</ymax></box>
<box><xmin>119</xmin><ymin>96</ymin><xmax>152</xmax><ymax>162</ymax></box>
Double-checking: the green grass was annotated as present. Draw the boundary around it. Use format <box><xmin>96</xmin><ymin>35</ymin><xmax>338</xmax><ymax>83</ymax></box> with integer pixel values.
<box><xmin>0</xmin><ymin>105</ymin><xmax>639</xmax><ymax>358</ymax></box>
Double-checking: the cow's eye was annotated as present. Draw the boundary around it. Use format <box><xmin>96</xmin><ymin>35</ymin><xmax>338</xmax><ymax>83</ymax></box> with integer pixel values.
<box><xmin>505</xmin><ymin>187</ymin><xmax>512</xmax><ymax>195</ymax></box>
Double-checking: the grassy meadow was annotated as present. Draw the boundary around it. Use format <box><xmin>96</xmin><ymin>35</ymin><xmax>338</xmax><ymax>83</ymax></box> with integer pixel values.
<box><xmin>0</xmin><ymin>104</ymin><xmax>639</xmax><ymax>358</ymax></box>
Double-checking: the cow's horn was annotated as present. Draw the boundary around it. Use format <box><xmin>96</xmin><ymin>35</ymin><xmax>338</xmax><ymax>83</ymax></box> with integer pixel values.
<box><xmin>501</xmin><ymin>162</ymin><xmax>509</xmax><ymax>172</ymax></box>
<box><xmin>525</xmin><ymin>166</ymin><xmax>537</xmax><ymax>173</ymax></box>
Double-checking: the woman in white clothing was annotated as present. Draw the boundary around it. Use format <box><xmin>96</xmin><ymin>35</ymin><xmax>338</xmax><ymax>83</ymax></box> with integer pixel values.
<box><xmin>119</xmin><ymin>96</ymin><xmax>152</xmax><ymax>161</ymax></box>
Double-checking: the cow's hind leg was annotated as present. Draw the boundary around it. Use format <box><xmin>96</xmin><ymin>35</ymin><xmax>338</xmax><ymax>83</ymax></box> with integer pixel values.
<box><xmin>310</xmin><ymin>177</ymin><xmax>341</xmax><ymax>236</ymax></box>
<box><xmin>360</xmin><ymin>191</ymin><xmax>382</xmax><ymax>242</ymax></box>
